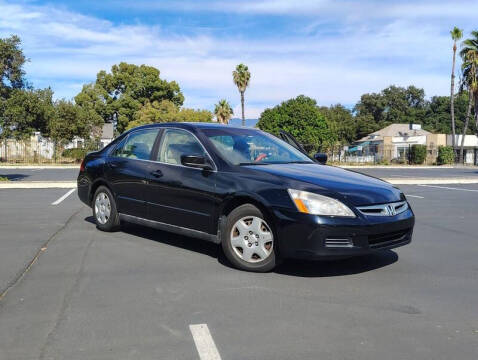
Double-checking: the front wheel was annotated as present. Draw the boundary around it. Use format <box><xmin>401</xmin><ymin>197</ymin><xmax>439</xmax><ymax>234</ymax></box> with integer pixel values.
<box><xmin>221</xmin><ymin>204</ymin><xmax>276</xmax><ymax>272</ymax></box>
<box><xmin>93</xmin><ymin>186</ymin><xmax>120</xmax><ymax>232</ymax></box>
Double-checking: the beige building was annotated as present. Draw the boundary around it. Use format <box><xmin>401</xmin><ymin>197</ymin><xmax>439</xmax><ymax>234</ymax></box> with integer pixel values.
<box><xmin>447</xmin><ymin>135</ymin><xmax>478</xmax><ymax>164</ymax></box>
<box><xmin>351</xmin><ymin>124</ymin><xmax>447</xmax><ymax>163</ymax></box>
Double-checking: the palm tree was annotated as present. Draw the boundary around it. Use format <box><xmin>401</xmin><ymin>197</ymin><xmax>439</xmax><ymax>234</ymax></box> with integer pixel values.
<box><xmin>459</xmin><ymin>31</ymin><xmax>478</xmax><ymax>163</ymax></box>
<box><xmin>459</xmin><ymin>74</ymin><xmax>474</xmax><ymax>164</ymax></box>
<box><xmin>214</xmin><ymin>99</ymin><xmax>234</xmax><ymax>124</ymax></box>
<box><xmin>450</xmin><ymin>26</ymin><xmax>463</xmax><ymax>155</ymax></box>
<box><xmin>232</xmin><ymin>64</ymin><xmax>251</xmax><ymax>126</ymax></box>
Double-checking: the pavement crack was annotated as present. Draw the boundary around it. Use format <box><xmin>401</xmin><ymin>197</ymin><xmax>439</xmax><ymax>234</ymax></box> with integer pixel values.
<box><xmin>38</xmin><ymin>225</ymin><xmax>95</xmax><ymax>360</ymax></box>
<box><xmin>0</xmin><ymin>206</ymin><xmax>83</xmax><ymax>302</ymax></box>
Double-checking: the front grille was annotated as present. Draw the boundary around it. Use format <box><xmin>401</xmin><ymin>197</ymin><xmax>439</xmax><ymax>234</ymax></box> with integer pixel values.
<box><xmin>357</xmin><ymin>201</ymin><xmax>408</xmax><ymax>217</ymax></box>
<box><xmin>325</xmin><ymin>238</ymin><xmax>353</xmax><ymax>248</ymax></box>
<box><xmin>368</xmin><ymin>229</ymin><xmax>411</xmax><ymax>248</ymax></box>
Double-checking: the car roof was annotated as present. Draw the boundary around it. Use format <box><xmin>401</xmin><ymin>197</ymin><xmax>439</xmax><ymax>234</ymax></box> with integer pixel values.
<box><xmin>130</xmin><ymin>122</ymin><xmax>257</xmax><ymax>132</ymax></box>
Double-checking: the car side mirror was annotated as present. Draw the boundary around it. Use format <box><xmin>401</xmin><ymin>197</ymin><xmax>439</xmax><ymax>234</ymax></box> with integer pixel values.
<box><xmin>180</xmin><ymin>154</ymin><xmax>213</xmax><ymax>170</ymax></box>
<box><xmin>314</xmin><ymin>152</ymin><xmax>327</xmax><ymax>165</ymax></box>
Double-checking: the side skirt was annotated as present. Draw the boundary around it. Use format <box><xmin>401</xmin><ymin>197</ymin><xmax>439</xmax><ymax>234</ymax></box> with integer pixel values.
<box><xmin>119</xmin><ymin>213</ymin><xmax>220</xmax><ymax>244</ymax></box>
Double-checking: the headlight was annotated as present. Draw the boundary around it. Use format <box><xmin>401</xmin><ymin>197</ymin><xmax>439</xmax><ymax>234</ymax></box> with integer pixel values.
<box><xmin>287</xmin><ymin>189</ymin><xmax>356</xmax><ymax>217</ymax></box>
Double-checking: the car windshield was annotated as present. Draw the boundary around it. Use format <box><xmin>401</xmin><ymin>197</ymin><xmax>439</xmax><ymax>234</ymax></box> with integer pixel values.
<box><xmin>202</xmin><ymin>127</ymin><xmax>313</xmax><ymax>165</ymax></box>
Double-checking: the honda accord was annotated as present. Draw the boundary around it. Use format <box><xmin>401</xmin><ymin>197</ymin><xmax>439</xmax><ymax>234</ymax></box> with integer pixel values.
<box><xmin>78</xmin><ymin>123</ymin><xmax>414</xmax><ymax>272</ymax></box>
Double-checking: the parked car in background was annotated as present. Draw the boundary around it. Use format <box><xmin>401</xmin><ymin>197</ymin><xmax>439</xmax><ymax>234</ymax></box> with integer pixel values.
<box><xmin>78</xmin><ymin>123</ymin><xmax>414</xmax><ymax>272</ymax></box>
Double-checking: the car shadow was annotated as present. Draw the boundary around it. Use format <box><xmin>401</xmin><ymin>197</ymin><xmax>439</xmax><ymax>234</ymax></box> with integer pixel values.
<box><xmin>84</xmin><ymin>216</ymin><xmax>221</xmax><ymax>259</ymax></box>
<box><xmin>84</xmin><ymin>216</ymin><xmax>398</xmax><ymax>277</ymax></box>
<box><xmin>274</xmin><ymin>251</ymin><xmax>398</xmax><ymax>277</ymax></box>
<box><xmin>1</xmin><ymin>174</ymin><xmax>29</xmax><ymax>181</ymax></box>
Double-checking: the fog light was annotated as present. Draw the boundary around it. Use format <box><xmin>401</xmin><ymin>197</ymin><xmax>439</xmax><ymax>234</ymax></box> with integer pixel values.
<box><xmin>325</xmin><ymin>238</ymin><xmax>353</xmax><ymax>248</ymax></box>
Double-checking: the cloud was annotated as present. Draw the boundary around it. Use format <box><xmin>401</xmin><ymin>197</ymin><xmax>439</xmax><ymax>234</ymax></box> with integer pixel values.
<box><xmin>0</xmin><ymin>0</ymin><xmax>475</xmax><ymax>116</ymax></box>
<box><xmin>131</xmin><ymin>0</ymin><xmax>478</xmax><ymax>19</ymax></box>
<box><xmin>231</xmin><ymin>103</ymin><xmax>264</xmax><ymax>120</ymax></box>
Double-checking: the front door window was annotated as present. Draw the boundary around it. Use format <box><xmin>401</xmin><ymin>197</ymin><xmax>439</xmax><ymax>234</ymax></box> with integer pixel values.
<box><xmin>157</xmin><ymin>129</ymin><xmax>206</xmax><ymax>165</ymax></box>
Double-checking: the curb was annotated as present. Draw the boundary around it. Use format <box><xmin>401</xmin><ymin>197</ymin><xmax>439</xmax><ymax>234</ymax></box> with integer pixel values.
<box><xmin>1</xmin><ymin>178</ymin><xmax>478</xmax><ymax>189</ymax></box>
<box><xmin>338</xmin><ymin>165</ymin><xmax>457</xmax><ymax>169</ymax></box>
<box><xmin>382</xmin><ymin>178</ymin><xmax>478</xmax><ymax>185</ymax></box>
<box><xmin>0</xmin><ymin>181</ymin><xmax>77</xmax><ymax>189</ymax></box>
<box><xmin>0</xmin><ymin>165</ymin><xmax>79</xmax><ymax>169</ymax></box>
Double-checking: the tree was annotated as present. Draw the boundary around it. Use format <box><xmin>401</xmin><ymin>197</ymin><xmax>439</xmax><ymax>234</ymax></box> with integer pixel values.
<box><xmin>74</xmin><ymin>83</ymin><xmax>108</xmax><ymax>122</ymax></box>
<box><xmin>319</xmin><ymin>104</ymin><xmax>356</xmax><ymax>144</ymax></box>
<box><xmin>48</xmin><ymin>100</ymin><xmax>103</xmax><ymax>150</ymax></box>
<box><xmin>48</xmin><ymin>100</ymin><xmax>79</xmax><ymax>147</ymax></box>
<box><xmin>355</xmin><ymin>114</ymin><xmax>381</xmax><ymax>140</ymax></box>
<box><xmin>460</xmin><ymin>30</ymin><xmax>478</xmax><ymax>137</ymax></box>
<box><xmin>125</xmin><ymin>100</ymin><xmax>212</xmax><ymax>131</ymax></box>
<box><xmin>458</xmin><ymin>49</ymin><xmax>478</xmax><ymax>163</ymax></box>
<box><xmin>450</xmin><ymin>27</ymin><xmax>463</xmax><ymax>153</ymax></box>
<box><xmin>0</xmin><ymin>35</ymin><xmax>27</xmax><ymax>99</ymax></box>
<box><xmin>232</xmin><ymin>64</ymin><xmax>251</xmax><ymax>126</ymax></box>
<box><xmin>175</xmin><ymin>108</ymin><xmax>212</xmax><ymax>123</ymax></box>
<box><xmin>214</xmin><ymin>99</ymin><xmax>234</xmax><ymax>124</ymax></box>
<box><xmin>354</xmin><ymin>85</ymin><xmax>427</xmax><ymax>129</ymax></box>
<box><xmin>424</xmin><ymin>94</ymin><xmax>471</xmax><ymax>134</ymax></box>
<box><xmin>75</xmin><ymin>62</ymin><xmax>184</xmax><ymax>133</ymax></box>
<box><xmin>0</xmin><ymin>88</ymin><xmax>54</xmax><ymax>140</ymax></box>
<box><xmin>437</xmin><ymin>146</ymin><xmax>455</xmax><ymax>165</ymax></box>
<box><xmin>257</xmin><ymin>95</ymin><xmax>334</xmax><ymax>152</ymax></box>
<box><xmin>129</xmin><ymin>100</ymin><xmax>178</xmax><ymax>129</ymax></box>
<box><xmin>410</xmin><ymin>144</ymin><xmax>427</xmax><ymax>164</ymax></box>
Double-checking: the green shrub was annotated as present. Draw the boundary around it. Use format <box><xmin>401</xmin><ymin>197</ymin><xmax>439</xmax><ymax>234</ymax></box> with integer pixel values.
<box><xmin>437</xmin><ymin>146</ymin><xmax>454</xmax><ymax>165</ymax></box>
<box><xmin>377</xmin><ymin>158</ymin><xmax>390</xmax><ymax>165</ymax></box>
<box><xmin>62</xmin><ymin>148</ymin><xmax>87</xmax><ymax>161</ymax></box>
<box><xmin>410</xmin><ymin>144</ymin><xmax>427</xmax><ymax>164</ymax></box>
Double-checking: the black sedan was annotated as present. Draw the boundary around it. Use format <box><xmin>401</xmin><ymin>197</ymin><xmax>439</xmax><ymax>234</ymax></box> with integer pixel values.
<box><xmin>78</xmin><ymin>123</ymin><xmax>414</xmax><ymax>272</ymax></box>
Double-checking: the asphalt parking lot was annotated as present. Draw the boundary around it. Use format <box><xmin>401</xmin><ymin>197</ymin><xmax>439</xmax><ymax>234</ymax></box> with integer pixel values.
<box><xmin>0</xmin><ymin>183</ymin><xmax>477</xmax><ymax>359</ymax></box>
<box><xmin>1</xmin><ymin>166</ymin><xmax>478</xmax><ymax>182</ymax></box>
<box><xmin>0</xmin><ymin>168</ymin><xmax>78</xmax><ymax>182</ymax></box>
<box><xmin>352</xmin><ymin>166</ymin><xmax>478</xmax><ymax>179</ymax></box>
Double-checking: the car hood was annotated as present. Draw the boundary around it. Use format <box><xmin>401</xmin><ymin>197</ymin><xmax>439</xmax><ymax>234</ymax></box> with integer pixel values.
<box><xmin>244</xmin><ymin>163</ymin><xmax>402</xmax><ymax>206</ymax></box>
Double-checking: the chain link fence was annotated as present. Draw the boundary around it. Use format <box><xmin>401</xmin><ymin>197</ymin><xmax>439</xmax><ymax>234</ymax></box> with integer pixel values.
<box><xmin>0</xmin><ymin>140</ymin><xmax>72</xmax><ymax>164</ymax></box>
<box><xmin>0</xmin><ymin>136</ymin><xmax>104</xmax><ymax>164</ymax></box>
<box><xmin>1</xmin><ymin>137</ymin><xmax>473</xmax><ymax>165</ymax></box>
<box><xmin>322</xmin><ymin>144</ymin><xmax>440</xmax><ymax>165</ymax></box>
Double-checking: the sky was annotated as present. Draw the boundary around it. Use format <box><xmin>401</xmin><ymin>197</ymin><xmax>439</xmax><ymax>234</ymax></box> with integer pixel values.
<box><xmin>0</xmin><ymin>0</ymin><xmax>477</xmax><ymax>119</ymax></box>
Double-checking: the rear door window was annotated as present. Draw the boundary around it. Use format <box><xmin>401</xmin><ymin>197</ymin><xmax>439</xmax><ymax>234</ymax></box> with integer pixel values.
<box><xmin>112</xmin><ymin>129</ymin><xmax>159</xmax><ymax>160</ymax></box>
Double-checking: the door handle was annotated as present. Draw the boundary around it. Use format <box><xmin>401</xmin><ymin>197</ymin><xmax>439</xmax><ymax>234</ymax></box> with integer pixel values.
<box><xmin>150</xmin><ymin>169</ymin><xmax>163</xmax><ymax>178</ymax></box>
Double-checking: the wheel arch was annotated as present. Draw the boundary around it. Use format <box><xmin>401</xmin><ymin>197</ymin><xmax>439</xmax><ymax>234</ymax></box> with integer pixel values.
<box><xmin>216</xmin><ymin>193</ymin><xmax>278</xmax><ymax>247</ymax></box>
<box><xmin>89</xmin><ymin>179</ymin><xmax>113</xmax><ymax>205</ymax></box>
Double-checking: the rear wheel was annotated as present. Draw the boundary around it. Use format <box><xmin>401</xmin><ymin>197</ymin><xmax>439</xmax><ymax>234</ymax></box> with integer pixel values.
<box><xmin>221</xmin><ymin>204</ymin><xmax>276</xmax><ymax>272</ymax></box>
<box><xmin>93</xmin><ymin>186</ymin><xmax>120</xmax><ymax>232</ymax></box>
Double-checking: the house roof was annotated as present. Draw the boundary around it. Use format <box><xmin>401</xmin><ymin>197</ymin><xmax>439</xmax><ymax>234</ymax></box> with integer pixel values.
<box><xmin>357</xmin><ymin>123</ymin><xmax>431</xmax><ymax>142</ymax></box>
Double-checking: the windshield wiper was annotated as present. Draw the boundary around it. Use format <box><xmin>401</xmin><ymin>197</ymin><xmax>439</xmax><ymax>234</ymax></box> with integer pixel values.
<box><xmin>238</xmin><ymin>162</ymin><xmax>271</xmax><ymax>166</ymax></box>
<box><xmin>286</xmin><ymin>161</ymin><xmax>314</xmax><ymax>164</ymax></box>
<box><xmin>239</xmin><ymin>161</ymin><xmax>312</xmax><ymax>165</ymax></box>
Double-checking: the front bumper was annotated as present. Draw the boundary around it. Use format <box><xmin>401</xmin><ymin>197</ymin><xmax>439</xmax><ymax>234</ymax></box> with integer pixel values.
<box><xmin>273</xmin><ymin>207</ymin><xmax>414</xmax><ymax>260</ymax></box>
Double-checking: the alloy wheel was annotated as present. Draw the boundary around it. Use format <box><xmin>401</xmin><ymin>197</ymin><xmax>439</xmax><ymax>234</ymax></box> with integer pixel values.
<box><xmin>95</xmin><ymin>192</ymin><xmax>111</xmax><ymax>225</ymax></box>
<box><xmin>230</xmin><ymin>216</ymin><xmax>273</xmax><ymax>263</ymax></box>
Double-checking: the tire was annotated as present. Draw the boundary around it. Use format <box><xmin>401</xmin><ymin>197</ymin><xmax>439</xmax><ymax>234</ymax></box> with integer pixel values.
<box><xmin>221</xmin><ymin>204</ymin><xmax>276</xmax><ymax>272</ymax></box>
<box><xmin>92</xmin><ymin>185</ymin><xmax>121</xmax><ymax>232</ymax></box>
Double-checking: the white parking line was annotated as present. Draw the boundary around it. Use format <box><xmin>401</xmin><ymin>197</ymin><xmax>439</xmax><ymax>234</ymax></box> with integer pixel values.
<box><xmin>189</xmin><ymin>324</ymin><xmax>222</xmax><ymax>360</ymax></box>
<box><xmin>405</xmin><ymin>194</ymin><xmax>424</xmax><ymax>199</ymax></box>
<box><xmin>51</xmin><ymin>188</ymin><xmax>76</xmax><ymax>205</ymax></box>
<box><xmin>417</xmin><ymin>184</ymin><xmax>478</xmax><ymax>192</ymax></box>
